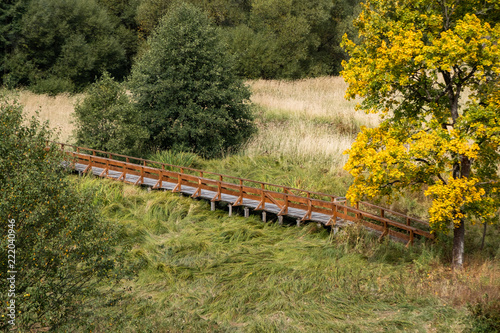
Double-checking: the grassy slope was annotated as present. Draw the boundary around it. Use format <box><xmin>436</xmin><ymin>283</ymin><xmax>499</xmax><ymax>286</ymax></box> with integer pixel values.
<box><xmin>5</xmin><ymin>79</ymin><xmax>500</xmax><ymax>331</ymax></box>
<box><xmin>57</xmin><ymin>177</ymin><xmax>500</xmax><ymax>332</ymax></box>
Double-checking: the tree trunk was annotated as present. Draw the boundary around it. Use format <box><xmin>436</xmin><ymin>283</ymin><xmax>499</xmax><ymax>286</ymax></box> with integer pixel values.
<box><xmin>452</xmin><ymin>156</ymin><xmax>471</xmax><ymax>269</ymax></box>
<box><xmin>452</xmin><ymin>219</ymin><xmax>465</xmax><ymax>268</ymax></box>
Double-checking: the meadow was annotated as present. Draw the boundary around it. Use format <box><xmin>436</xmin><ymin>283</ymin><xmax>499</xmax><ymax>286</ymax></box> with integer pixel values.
<box><xmin>4</xmin><ymin>78</ymin><xmax>500</xmax><ymax>331</ymax></box>
<box><xmin>14</xmin><ymin>77</ymin><xmax>372</xmax><ymax>168</ymax></box>
<box><xmin>57</xmin><ymin>176</ymin><xmax>498</xmax><ymax>332</ymax></box>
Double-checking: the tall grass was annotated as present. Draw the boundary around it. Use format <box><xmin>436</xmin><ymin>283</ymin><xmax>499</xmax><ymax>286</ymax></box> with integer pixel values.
<box><xmin>246</xmin><ymin>77</ymin><xmax>379</xmax><ymax>169</ymax></box>
<box><xmin>2</xmin><ymin>89</ymin><xmax>81</xmax><ymax>143</ymax></box>
<box><xmin>249</xmin><ymin>77</ymin><xmax>377</xmax><ymax>128</ymax></box>
<box><xmin>56</xmin><ymin>176</ymin><xmax>500</xmax><ymax>332</ymax></box>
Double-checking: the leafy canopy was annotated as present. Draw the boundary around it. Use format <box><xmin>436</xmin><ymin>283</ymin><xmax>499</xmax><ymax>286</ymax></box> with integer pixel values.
<box><xmin>0</xmin><ymin>97</ymin><xmax>124</xmax><ymax>329</ymax></box>
<box><xmin>3</xmin><ymin>0</ymin><xmax>128</xmax><ymax>93</ymax></box>
<box><xmin>341</xmin><ymin>0</ymin><xmax>500</xmax><ymax>233</ymax></box>
<box><xmin>129</xmin><ymin>1</ymin><xmax>255</xmax><ymax>158</ymax></box>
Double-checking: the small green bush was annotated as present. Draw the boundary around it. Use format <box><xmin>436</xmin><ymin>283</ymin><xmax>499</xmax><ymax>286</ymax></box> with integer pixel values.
<box><xmin>74</xmin><ymin>72</ymin><xmax>148</xmax><ymax>156</ymax></box>
<box><xmin>29</xmin><ymin>76</ymin><xmax>75</xmax><ymax>96</ymax></box>
<box><xmin>467</xmin><ymin>295</ymin><xmax>500</xmax><ymax>333</ymax></box>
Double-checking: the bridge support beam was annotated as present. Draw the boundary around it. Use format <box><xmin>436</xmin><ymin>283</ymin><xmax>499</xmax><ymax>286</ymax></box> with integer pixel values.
<box><xmin>278</xmin><ymin>215</ymin><xmax>283</xmax><ymax>225</ymax></box>
<box><xmin>228</xmin><ymin>204</ymin><xmax>232</xmax><ymax>217</ymax></box>
<box><xmin>211</xmin><ymin>201</ymin><xmax>216</xmax><ymax>211</ymax></box>
<box><xmin>296</xmin><ymin>219</ymin><xmax>301</xmax><ymax>227</ymax></box>
<box><xmin>244</xmin><ymin>207</ymin><xmax>249</xmax><ymax>218</ymax></box>
<box><xmin>262</xmin><ymin>212</ymin><xmax>266</xmax><ymax>222</ymax></box>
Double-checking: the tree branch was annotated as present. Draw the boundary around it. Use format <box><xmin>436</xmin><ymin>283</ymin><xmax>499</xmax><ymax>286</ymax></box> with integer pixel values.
<box><xmin>413</xmin><ymin>158</ymin><xmax>448</xmax><ymax>184</ymax></box>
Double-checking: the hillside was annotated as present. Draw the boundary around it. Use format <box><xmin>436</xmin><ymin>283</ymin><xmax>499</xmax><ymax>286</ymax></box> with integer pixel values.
<box><xmin>55</xmin><ymin>176</ymin><xmax>498</xmax><ymax>332</ymax></box>
<box><xmin>4</xmin><ymin>77</ymin><xmax>500</xmax><ymax>331</ymax></box>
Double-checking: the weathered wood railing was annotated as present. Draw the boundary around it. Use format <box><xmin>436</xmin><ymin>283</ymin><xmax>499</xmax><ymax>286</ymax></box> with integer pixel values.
<box><xmin>51</xmin><ymin>141</ymin><xmax>433</xmax><ymax>245</ymax></box>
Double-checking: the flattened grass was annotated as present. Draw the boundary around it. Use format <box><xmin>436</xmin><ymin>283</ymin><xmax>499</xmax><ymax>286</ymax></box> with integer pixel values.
<box><xmin>56</xmin><ymin>176</ymin><xmax>493</xmax><ymax>332</ymax></box>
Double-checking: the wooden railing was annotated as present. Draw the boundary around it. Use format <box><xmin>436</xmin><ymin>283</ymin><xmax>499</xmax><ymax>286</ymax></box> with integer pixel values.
<box><xmin>51</xmin><ymin>141</ymin><xmax>434</xmax><ymax>245</ymax></box>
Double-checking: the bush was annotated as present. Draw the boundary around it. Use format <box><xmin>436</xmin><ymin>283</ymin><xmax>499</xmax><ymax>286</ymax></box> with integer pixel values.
<box><xmin>29</xmin><ymin>76</ymin><xmax>75</xmax><ymax>96</ymax></box>
<box><xmin>148</xmin><ymin>150</ymin><xmax>202</xmax><ymax>171</ymax></box>
<box><xmin>129</xmin><ymin>2</ymin><xmax>256</xmax><ymax>158</ymax></box>
<box><xmin>74</xmin><ymin>72</ymin><xmax>148</xmax><ymax>156</ymax></box>
<box><xmin>0</xmin><ymin>97</ymin><xmax>124</xmax><ymax>330</ymax></box>
<box><xmin>467</xmin><ymin>295</ymin><xmax>500</xmax><ymax>333</ymax></box>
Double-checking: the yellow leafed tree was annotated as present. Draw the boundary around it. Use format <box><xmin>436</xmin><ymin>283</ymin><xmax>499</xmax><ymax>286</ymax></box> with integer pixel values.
<box><xmin>341</xmin><ymin>0</ymin><xmax>500</xmax><ymax>267</ymax></box>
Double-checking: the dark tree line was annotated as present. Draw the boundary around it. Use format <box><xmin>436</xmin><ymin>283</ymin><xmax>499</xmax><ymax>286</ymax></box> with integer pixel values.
<box><xmin>0</xmin><ymin>0</ymin><xmax>361</xmax><ymax>94</ymax></box>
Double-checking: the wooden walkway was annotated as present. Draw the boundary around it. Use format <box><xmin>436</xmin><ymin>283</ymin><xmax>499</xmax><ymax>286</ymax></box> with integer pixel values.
<box><xmin>53</xmin><ymin>142</ymin><xmax>434</xmax><ymax>245</ymax></box>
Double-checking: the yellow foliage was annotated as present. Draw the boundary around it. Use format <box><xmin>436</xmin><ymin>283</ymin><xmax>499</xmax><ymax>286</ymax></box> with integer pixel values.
<box><xmin>425</xmin><ymin>178</ymin><xmax>493</xmax><ymax>231</ymax></box>
<box><xmin>341</xmin><ymin>0</ymin><xmax>500</xmax><ymax>232</ymax></box>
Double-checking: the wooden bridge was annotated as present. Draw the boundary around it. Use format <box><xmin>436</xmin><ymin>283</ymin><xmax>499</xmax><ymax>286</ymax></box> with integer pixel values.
<box><xmin>52</xmin><ymin>142</ymin><xmax>434</xmax><ymax>246</ymax></box>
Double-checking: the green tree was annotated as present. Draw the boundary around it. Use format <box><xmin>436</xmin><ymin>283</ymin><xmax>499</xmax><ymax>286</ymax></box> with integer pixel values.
<box><xmin>341</xmin><ymin>0</ymin><xmax>500</xmax><ymax>267</ymax></box>
<box><xmin>0</xmin><ymin>0</ymin><xmax>28</xmax><ymax>85</ymax></box>
<box><xmin>4</xmin><ymin>0</ymin><xmax>128</xmax><ymax>93</ymax></box>
<box><xmin>136</xmin><ymin>0</ymin><xmax>174</xmax><ymax>40</ymax></box>
<box><xmin>129</xmin><ymin>2</ymin><xmax>255</xmax><ymax>158</ymax></box>
<box><xmin>74</xmin><ymin>72</ymin><xmax>148</xmax><ymax>156</ymax></box>
<box><xmin>97</xmin><ymin>0</ymin><xmax>141</xmax><ymax>80</ymax></box>
<box><xmin>136</xmin><ymin>0</ymin><xmax>250</xmax><ymax>41</ymax></box>
<box><xmin>0</xmin><ymin>97</ymin><xmax>123</xmax><ymax>329</ymax></box>
<box><xmin>314</xmin><ymin>0</ymin><xmax>363</xmax><ymax>75</ymax></box>
<box><xmin>226</xmin><ymin>0</ymin><xmax>333</xmax><ymax>79</ymax></box>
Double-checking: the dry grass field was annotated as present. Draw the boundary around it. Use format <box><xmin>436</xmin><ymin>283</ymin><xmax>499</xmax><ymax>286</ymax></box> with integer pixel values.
<box><xmin>6</xmin><ymin>77</ymin><xmax>379</xmax><ymax>170</ymax></box>
<box><xmin>4</xmin><ymin>89</ymin><xmax>82</xmax><ymax>143</ymax></box>
<box><xmin>247</xmin><ymin>77</ymin><xmax>379</xmax><ymax>168</ymax></box>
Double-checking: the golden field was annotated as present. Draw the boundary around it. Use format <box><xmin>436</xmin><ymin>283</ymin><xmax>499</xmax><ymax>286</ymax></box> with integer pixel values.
<box><xmin>8</xmin><ymin>77</ymin><xmax>379</xmax><ymax>170</ymax></box>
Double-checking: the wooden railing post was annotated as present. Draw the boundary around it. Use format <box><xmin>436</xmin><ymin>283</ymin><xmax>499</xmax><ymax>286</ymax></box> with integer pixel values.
<box><xmin>218</xmin><ymin>175</ymin><xmax>222</xmax><ymax>200</ymax></box>
<box><xmin>407</xmin><ymin>230</ymin><xmax>414</xmax><ymax>247</ymax></box>
<box><xmin>284</xmin><ymin>188</ymin><xmax>289</xmax><ymax>215</ymax></box>
<box><xmin>261</xmin><ymin>184</ymin><xmax>265</xmax><ymax>210</ymax></box>
<box><xmin>176</xmin><ymin>168</ymin><xmax>183</xmax><ymax>192</ymax></box>
<box><xmin>328</xmin><ymin>198</ymin><xmax>337</xmax><ymax>226</ymax></box>
<box><xmin>302</xmin><ymin>194</ymin><xmax>312</xmax><ymax>221</ymax></box>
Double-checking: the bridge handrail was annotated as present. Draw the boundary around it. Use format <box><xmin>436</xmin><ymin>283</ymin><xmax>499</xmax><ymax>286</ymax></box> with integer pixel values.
<box><xmin>49</xmin><ymin>141</ymin><xmax>433</xmax><ymax>244</ymax></box>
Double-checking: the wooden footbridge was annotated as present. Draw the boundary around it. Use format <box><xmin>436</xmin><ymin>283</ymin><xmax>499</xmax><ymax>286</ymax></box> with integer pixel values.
<box><xmin>52</xmin><ymin>142</ymin><xmax>433</xmax><ymax>245</ymax></box>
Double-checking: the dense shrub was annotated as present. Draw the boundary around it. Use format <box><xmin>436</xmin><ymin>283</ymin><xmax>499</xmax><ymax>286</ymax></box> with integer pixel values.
<box><xmin>3</xmin><ymin>0</ymin><xmax>129</xmax><ymax>92</ymax></box>
<box><xmin>0</xmin><ymin>97</ymin><xmax>124</xmax><ymax>330</ymax></box>
<box><xmin>74</xmin><ymin>72</ymin><xmax>148</xmax><ymax>156</ymax></box>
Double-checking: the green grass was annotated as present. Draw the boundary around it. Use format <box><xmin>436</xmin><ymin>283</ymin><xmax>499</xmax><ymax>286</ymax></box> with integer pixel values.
<box><xmin>11</xmin><ymin>79</ymin><xmax>499</xmax><ymax>331</ymax></box>
<box><xmin>54</xmin><ymin>175</ymin><xmax>499</xmax><ymax>332</ymax></box>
